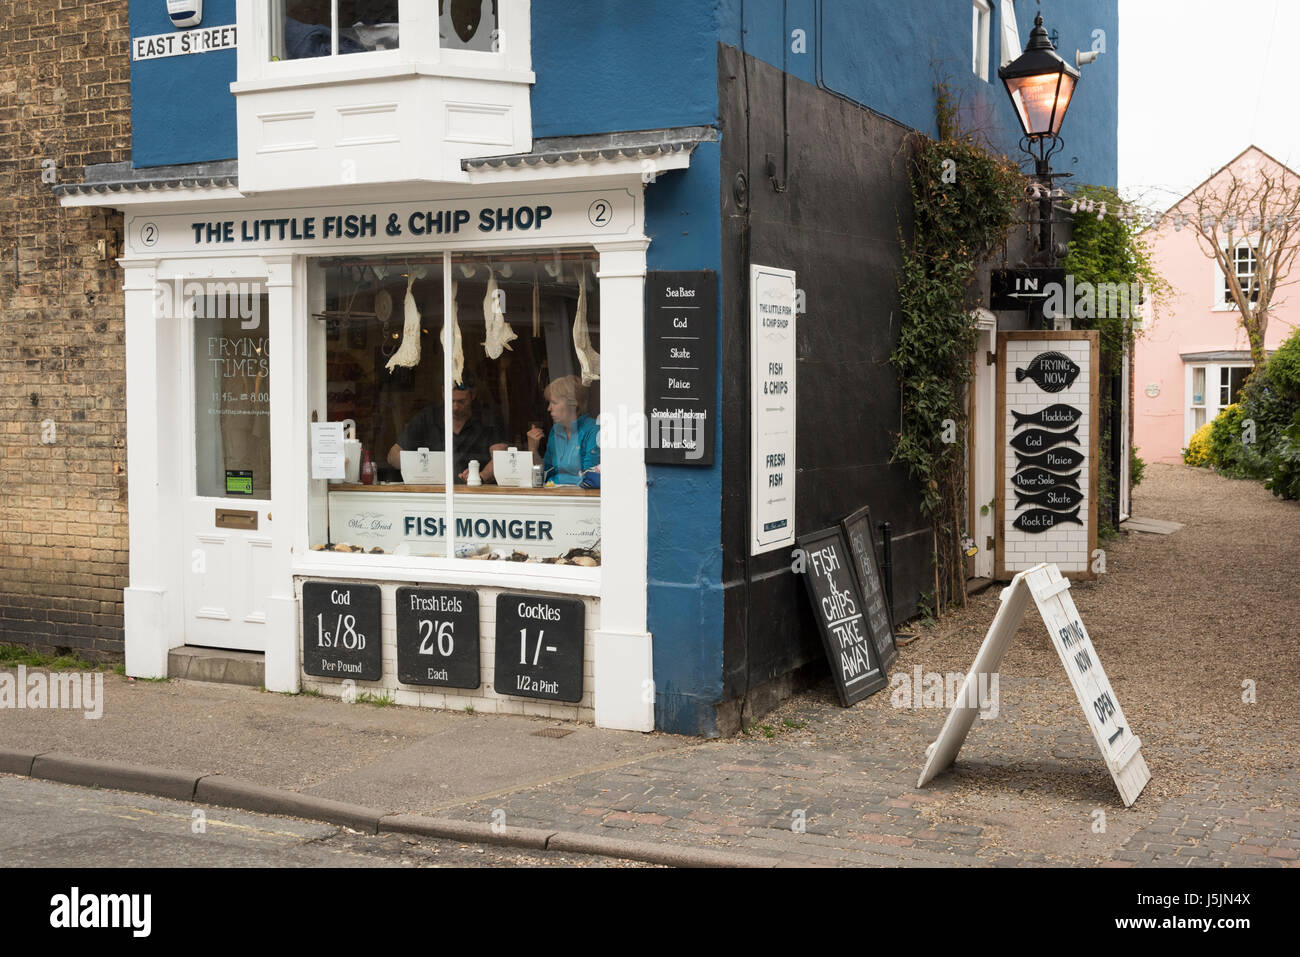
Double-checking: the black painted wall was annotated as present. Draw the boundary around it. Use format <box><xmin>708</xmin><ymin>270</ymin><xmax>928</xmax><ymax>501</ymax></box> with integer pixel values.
<box><xmin>715</xmin><ymin>45</ymin><xmax>931</xmax><ymax>726</ymax></box>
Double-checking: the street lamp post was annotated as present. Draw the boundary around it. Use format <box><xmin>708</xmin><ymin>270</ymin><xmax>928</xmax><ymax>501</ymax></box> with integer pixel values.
<box><xmin>999</xmin><ymin>11</ymin><xmax>1081</xmax><ymax>276</ymax></box>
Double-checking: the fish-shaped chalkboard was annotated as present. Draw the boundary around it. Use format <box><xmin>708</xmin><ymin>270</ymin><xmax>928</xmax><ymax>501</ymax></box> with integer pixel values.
<box><xmin>1013</xmin><ymin>507</ymin><xmax>1084</xmax><ymax>533</ymax></box>
<box><xmin>1011</xmin><ymin>467</ymin><xmax>1081</xmax><ymax>491</ymax></box>
<box><xmin>1016</xmin><ymin>351</ymin><xmax>1081</xmax><ymax>393</ymax></box>
<box><xmin>1012</xmin><ymin>404</ymin><xmax>1083</xmax><ymax>429</ymax></box>
<box><xmin>1009</xmin><ymin>425</ymin><xmax>1079</xmax><ymax>454</ymax></box>
<box><xmin>1015</xmin><ymin>487</ymin><xmax>1085</xmax><ymax>510</ymax></box>
<box><xmin>1016</xmin><ymin>448</ymin><xmax>1086</xmax><ymax>472</ymax></box>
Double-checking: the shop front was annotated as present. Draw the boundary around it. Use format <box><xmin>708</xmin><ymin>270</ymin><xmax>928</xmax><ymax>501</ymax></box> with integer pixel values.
<box><xmin>101</xmin><ymin>164</ymin><xmax>699</xmax><ymax>732</ymax></box>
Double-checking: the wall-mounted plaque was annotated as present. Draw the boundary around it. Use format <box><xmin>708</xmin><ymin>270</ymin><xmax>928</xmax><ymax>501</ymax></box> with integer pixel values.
<box><xmin>645</xmin><ymin>271</ymin><xmax>718</xmax><ymax>466</ymax></box>
<box><xmin>495</xmin><ymin>594</ymin><xmax>585</xmax><ymax>703</ymax></box>
<box><xmin>302</xmin><ymin>581</ymin><xmax>381</xmax><ymax>681</ymax></box>
<box><xmin>395</xmin><ymin>587</ymin><xmax>480</xmax><ymax>689</ymax></box>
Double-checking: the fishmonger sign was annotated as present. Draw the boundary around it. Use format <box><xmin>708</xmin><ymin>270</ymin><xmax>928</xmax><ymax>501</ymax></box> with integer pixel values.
<box><xmin>126</xmin><ymin>188</ymin><xmax>639</xmax><ymax>255</ymax></box>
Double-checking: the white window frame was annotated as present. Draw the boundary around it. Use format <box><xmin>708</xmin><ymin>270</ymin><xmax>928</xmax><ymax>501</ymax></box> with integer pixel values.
<box><xmin>236</xmin><ymin>0</ymin><xmax>532</xmax><ymax>89</ymax></box>
<box><xmin>1185</xmin><ymin>361</ymin><xmax>1254</xmax><ymax>443</ymax></box>
<box><xmin>1213</xmin><ymin>239</ymin><xmax>1261</xmax><ymax>311</ymax></box>
<box><xmin>972</xmin><ymin>0</ymin><xmax>992</xmax><ymax>81</ymax></box>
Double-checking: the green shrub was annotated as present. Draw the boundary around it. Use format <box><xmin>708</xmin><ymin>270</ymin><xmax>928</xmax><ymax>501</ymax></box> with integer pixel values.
<box><xmin>1208</xmin><ymin>404</ymin><xmax>1272</xmax><ymax>478</ymax></box>
<box><xmin>1265</xmin><ymin>409</ymin><xmax>1300</xmax><ymax>501</ymax></box>
<box><xmin>1130</xmin><ymin>447</ymin><xmax>1147</xmax><ymax>488</ymax></box>
<box><xmin>1267</xmin><ymin>329</ymin><xmax>1300</xmax><ymax>400</ymax></box>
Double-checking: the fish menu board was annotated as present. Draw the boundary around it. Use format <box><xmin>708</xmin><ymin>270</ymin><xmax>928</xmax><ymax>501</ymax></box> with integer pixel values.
<box><xmin>750</xmin><ymin>265</ymin><xmax>798</xmax><ymax>555</ymax></box>
<box><xmin>796</xmin><ymin>525</ymin><xmax>887</xmax><ymax>706</ymax></box>
<box><xmin>840</xmin><ymin>507</ymin><xmax>897</xmax><ymax>673</ymax></box>
<box><xmin>301</xmin><ymin>581</ymin><xmax>382</xmax><ymax>681</ymax></box>
<box><xmin>996</xmin><ymin>331</ymin><xmax>1099</xmax><ymax>579</ymax></box>
<box><xmin>644</xmin><ymin>271</ymin><xmax>717</xmax><ymax>466</ymax></box>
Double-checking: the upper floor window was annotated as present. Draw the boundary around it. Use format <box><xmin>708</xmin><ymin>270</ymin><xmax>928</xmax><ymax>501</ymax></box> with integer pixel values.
<box><xmin>440</xmin><ymin>0</ymin><xmax>499</xmax><ymax>52</ymax></box>
<box><xmin>267</xmin><ymin>0</ymin><xmax>499</xmax><ymax>62</ymax></box>
<box><xmin>1224</xmin><ymin>242</ymin><xmax>1260</xmax><ymax>306</ymax></box>
<box><xmin>972</xmin><ymin>0</ymin><xmax>992</xmax><ymax>81</ymax></box>
<box><xmin>270</xmin><ymin>1</ymin><xmax>400</xmax><ymax>61</ymax></box>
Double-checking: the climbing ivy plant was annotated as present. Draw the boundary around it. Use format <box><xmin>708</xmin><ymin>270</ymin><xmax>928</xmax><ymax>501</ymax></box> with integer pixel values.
<box><xmin>1063</xmin><ymin>185</ymin><xmax>1170</xmax><ymax>528</ymax></box>
<box><xmin>892</xmin><ymin>91</ymin><xmax>1025</xmax><ymax>615</ymax></box>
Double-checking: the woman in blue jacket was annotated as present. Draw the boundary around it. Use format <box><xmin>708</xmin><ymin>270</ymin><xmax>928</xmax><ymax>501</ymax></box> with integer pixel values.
<box><xmin>527</xmin><ymin>375</ymin><xmax>599</xmax><ymax>486</ymax></box>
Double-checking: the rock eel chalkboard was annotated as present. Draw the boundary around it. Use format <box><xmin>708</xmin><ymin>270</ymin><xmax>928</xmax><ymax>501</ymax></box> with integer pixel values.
<box><xmin>840</xmin><ymin>507</ymin><xmax>898</xmax><ymax>674</ymax></box>
<box><xmin>797</xmin><ymin>526</ymin><xmax>887</xmax><ymax>706</ymax></box>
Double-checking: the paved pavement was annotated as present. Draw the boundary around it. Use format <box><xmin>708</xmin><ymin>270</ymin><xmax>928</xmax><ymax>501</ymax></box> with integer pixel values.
<box><xmin>1</xmin><ymin>465</ymin><xmax>1297</xmax><ymax>867</ymax></box>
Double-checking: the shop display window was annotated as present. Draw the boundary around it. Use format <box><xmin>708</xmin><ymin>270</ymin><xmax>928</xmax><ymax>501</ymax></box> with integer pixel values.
<box><xmin>309</xmin><ymin>249</ymin><xmax>602</xmax><ymax>566</ymax></box>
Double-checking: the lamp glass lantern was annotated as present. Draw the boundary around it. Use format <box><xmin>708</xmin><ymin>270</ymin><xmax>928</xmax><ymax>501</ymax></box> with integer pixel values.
<box><xmin>998</xmin><ymin>13</ymin><xmax>1080</xmax><ymax>139</ymax></box>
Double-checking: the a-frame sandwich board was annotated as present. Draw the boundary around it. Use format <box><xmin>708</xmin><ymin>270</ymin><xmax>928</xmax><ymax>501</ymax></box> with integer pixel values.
<box><xmin>917</xmin><ymin>563</ymin><xmax>1150</xmax><ymax>807</ymax></box>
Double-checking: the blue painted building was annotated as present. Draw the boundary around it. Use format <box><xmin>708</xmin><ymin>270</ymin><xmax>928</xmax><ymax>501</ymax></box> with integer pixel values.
<box><xmin>63</xmin><ymin>0</ymin><xmax>1117</xmax><ymax>735</ymax></box>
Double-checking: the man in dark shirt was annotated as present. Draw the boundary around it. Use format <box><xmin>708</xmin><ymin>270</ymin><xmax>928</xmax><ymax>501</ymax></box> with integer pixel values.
<box><xmin>387</xmin><ymin>375</ymin><xmax>508</xmax><ymax>483</ymax></box>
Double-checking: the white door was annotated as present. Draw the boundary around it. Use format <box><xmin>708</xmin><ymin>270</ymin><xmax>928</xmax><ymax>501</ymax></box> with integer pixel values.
<box><xmin>182</xmin><ymin>287</ymin><xmax>274</xmax><ymax>651</ymax></box>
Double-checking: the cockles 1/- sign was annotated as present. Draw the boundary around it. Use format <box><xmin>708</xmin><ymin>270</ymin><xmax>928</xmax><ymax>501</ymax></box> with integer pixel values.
<box><xmin>996</xmin><ymin>331</ymin><xmax>1099</xmax><ymax>580</ymax></box>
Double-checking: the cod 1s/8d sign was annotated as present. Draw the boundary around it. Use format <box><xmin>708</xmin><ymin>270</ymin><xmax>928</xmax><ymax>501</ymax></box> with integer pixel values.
<box><xmin>395</xmin><ymin>587</ymin><xmax>480</xmax><ymax>689</ymax></box>
<box><xmin>301</xmin><ymin>581</ymin><xmax>381</xmax><ymax>682</ymax></box>
<box><xmin>495</xmin><ymin>594</ymin><xmax>585</xmax><ymax>703</ymax></box>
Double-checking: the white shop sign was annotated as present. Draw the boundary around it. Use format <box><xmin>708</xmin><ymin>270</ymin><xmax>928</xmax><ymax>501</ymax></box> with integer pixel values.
<box><xmin>126</xmin><ymin>188</ymin><xmax>638</xmax><ymax>256</ymax></box>
<box><xmin>749</xmin><ymin>265</ymin><xmax>797</xmax><ymax>556</ymax></box>
<box><xmin>917</xmin><ymin>563</ymin><xmax>1150</xmax><ymax>807</ymax></box>
<box><xmin>327</xmin><ymin>491</ymin><xmax>600</xmax><ymax>559</ymax></box>
<box><xmin>132</xmin><ymin>25</ymin><xmax>237</xmax><ymax>61</ymax></box>
<box><xmin>997</xmin><ymin>331</ymin><xmax>1099</xmax><ymax>579</ymax></box>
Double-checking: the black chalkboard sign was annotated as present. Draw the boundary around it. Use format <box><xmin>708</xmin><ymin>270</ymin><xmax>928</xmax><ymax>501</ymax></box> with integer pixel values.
<box><xmin>840</xmin><ymin>507</ymin><xmax>898</xmax><ymax>674</ymax></box>
<box><xmin>796</xmin><ymin>526</ymin><xmax>886</xmax><ymax>706</ymax></box>
<box><xmin>395</xmin><ymin>587</ymin><xmax>480</xmax><ymax>689</ymax></box>
<box><xmin>495</xmin><ymin>594</ymin><xmax>585</xmax><ymax>703</ymax></box>
<box><xmin>645</xmin><ymin>270</ymin><xmax>717</xmax><ymax>466</ymax></box>
<box><xmin>302</xmin><ymin>581</ymin><xmax>382</xmax><ymax>682</ymax></box>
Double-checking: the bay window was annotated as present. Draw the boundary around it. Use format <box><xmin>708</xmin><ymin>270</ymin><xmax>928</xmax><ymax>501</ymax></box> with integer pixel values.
<box><xmin>309</xmin><ymin>248</ymin><xmax>602</xmax><ymax>565</ymax></box>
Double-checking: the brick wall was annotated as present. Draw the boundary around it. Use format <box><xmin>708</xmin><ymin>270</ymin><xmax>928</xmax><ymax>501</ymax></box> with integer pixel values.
<box><xmin>0</xmin><ymin>1</ymin><xmax>131</xmax><ymax>659</ymax></box>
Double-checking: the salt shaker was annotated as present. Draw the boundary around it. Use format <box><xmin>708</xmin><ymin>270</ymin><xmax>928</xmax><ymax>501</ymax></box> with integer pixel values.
<box><xmin>467</xmin><ymin>459</ymin><xmax>482</xmax><ymax>486</ymax></box>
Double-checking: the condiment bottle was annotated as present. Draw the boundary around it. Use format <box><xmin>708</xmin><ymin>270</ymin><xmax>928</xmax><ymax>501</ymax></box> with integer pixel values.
<box><xmin>467</xmin><ymin>459</ymin><xmax>482</xmax><ymax>486</ymax></box>
<box><xmin>360</xmin><ymin>449</ymin><xmax>376</xmax><ymax>485</ymax></box>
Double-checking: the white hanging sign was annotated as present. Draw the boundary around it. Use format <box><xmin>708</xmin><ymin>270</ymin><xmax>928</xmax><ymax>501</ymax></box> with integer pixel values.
<box><xmin>750</xmin><ymin>265</ymin><xmax>797</xmax><ymax>556</ymax></box>
<box><xmin>917</xmin><ymin>562</ymin><xmax>1150</xmax><ymax>807</ymax></box>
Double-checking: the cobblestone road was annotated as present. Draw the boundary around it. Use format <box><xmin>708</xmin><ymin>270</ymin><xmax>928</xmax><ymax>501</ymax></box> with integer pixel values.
<box><xmin>439</xmin><ymin>465</ymin><xmax>1300</xmax><ymax>866</ymax></box>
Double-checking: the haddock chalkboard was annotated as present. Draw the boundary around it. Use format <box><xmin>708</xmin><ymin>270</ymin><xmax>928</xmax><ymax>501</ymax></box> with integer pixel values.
<box><xmin>797</xmin><ymin>526</ymin><xmax>887</xmax><ymax>706</ymax></box>
<box><xmin>840</xmin><ymin>507</ymin><xmax>898</xmax><ymax>673</ymax></box>
<box><xmin>495</xmin><ymin>594</ymin><xmax>585</xmax><ymax>703</ymax></box>
<box><xmin>302</xmin><ymin>581</ymin><xmax>382</xmax><ymax>682</ymax></box>
<box><xmin>395</xmin><ymin>587</ymin><xmax>480</xmax><ymax>689</ymax></box>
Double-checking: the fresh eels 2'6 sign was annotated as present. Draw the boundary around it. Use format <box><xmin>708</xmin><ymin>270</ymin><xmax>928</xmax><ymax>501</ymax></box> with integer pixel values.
<box><xmin>997</xmin><ymin>332</ymin><xmax>1099</xmax><ymax>580</ymax></box>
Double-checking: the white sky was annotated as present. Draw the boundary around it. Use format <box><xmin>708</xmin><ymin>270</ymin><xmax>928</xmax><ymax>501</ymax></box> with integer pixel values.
<box><xmin>1119</xmin><ymin>0</ymin><xmax>1300</xmax><ymax>212</ymax></box>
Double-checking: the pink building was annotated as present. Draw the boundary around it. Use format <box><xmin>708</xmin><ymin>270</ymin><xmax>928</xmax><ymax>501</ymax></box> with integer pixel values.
<box><xmin>1134</xmin><ymin>146</ymin><xmax>1300</xmax><ymax>464</ymax></box>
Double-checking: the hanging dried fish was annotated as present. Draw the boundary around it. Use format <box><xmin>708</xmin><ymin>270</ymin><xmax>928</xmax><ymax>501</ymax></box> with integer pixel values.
<box><xmin>572</xmin><ymin>263</ymin><xmax>600</xmax><ymax>385</ymax></box>
<box><xmin>386</xmin><ymin>272</ymin><xmax>422</xmax><ymax>372</ymax></box>
<box><xmin>442</xmin><ymin>280</ymin><xmax>465</xmax><ymax>384</ymax></box>
<box><xmin>483</xmin><ymin>269</ymin><xmax>517</xmax><ymax>359</ymax></box>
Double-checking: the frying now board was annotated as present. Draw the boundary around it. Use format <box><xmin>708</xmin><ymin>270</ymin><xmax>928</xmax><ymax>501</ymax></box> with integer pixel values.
<box><xmin>916</xmin><ymin>562</ymin><xmax>1150</xmax><ymax>807</ymax></box>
